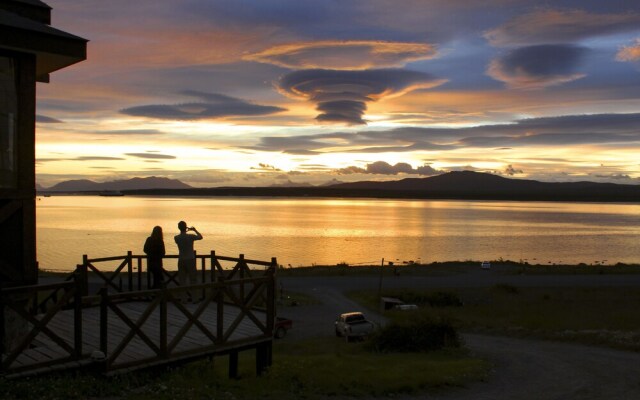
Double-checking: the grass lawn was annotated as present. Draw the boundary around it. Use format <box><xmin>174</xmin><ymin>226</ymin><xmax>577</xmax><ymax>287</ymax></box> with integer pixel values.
<box><xmin>351</xmin><ymin>285</ymin><xmax>640</xmax><ymax>350</ymax></box>
<box><xmin>0</xmin><ymin>337</ymin><xmax>488</xmax><ymax>400</ymax></box>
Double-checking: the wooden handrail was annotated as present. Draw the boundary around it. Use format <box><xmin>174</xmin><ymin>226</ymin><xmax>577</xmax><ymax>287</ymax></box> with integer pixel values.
<box><xmin>76</xmin><ymin>251</ymin><xmax>276</xmax><ymax>297</ymax></box>
<box><xmin>0</xmin><ymin>280</ymin><xmax>83</xmax><ymax>373</ymax></box>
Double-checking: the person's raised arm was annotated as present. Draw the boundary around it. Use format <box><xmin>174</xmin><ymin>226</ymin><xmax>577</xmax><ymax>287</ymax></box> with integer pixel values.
<box><xmin>190</xmin><ymin>227</ymin><xmax>203</xmax><ymax>240</ymax></box>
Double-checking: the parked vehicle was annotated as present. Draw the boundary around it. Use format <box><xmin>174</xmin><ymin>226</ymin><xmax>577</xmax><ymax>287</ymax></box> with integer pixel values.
<box><xmin>274</xmin><ymin>317</ymin><xmax>292</xmax><ymax>339</ymax></box>
<box><xmin>481</xmin><ymin>261</ymin><xmax>491</xmax><ymax>270</ymax></box>
<box><xmin>335</xmin><ymin>312</ymin><xmax>375</xmax><ymax>340</ymax></box>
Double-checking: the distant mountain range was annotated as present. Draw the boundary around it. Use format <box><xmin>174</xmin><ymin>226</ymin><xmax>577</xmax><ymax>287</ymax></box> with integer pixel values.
<box><xmin>40</xmin><ymin>176</ymin><xmax>192</xmax><ymax>192</ymax></box>
<box><xmin>39</xmin><ymin>172</ymin><xmax>640</xmax><ymax>202</ymax></box>
<box><xmin>333</xmin><ymin>171</ymin><xmax>640</xmax><ymax>201</ymax></box>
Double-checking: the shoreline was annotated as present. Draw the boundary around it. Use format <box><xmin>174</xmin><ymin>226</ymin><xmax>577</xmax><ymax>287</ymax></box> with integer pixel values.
<box><xmin>38</xmin><ymin>260</ymin><xmax>640</xmax><ymax>277</ymax></box>
<box><xmin>38</xmin><ymin>188</ymin><xmax>640</xmax><ymax>203</ymax></box>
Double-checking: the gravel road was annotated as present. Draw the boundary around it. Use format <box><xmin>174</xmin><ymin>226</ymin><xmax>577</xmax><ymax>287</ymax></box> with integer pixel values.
<box><xmin>278</xmin><ymin>269</ymin><xmax>640</xmax><ymax>399</ymax></box>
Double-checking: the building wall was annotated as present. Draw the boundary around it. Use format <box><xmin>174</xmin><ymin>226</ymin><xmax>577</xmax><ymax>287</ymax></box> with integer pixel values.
<box><xmin>0</xmin><ymin>50</ymin><xmax>36</xmax><ymax>287</ymax></box>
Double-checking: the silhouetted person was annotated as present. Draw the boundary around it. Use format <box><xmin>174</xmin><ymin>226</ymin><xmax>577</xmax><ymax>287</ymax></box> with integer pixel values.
<box><xmin>174</xmin><ymin>221</ymin><xmax>203</xmax><ymax>300</ymax></box>
<box><xmin>144</xmin><ymin>226</ymin><xmax>165</xmax><ymax>289</ymax></box>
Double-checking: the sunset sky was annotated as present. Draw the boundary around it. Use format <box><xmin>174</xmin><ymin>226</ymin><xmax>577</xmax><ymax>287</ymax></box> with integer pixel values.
<box><xmin>36</xmin><ymin>0</ymin><xmax>640</xmax><ymax>188</ymax></box>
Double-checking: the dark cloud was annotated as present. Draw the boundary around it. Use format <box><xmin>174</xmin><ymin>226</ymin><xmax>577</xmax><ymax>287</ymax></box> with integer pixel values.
<box><xmin>98</xmin><ymin>129</ymin><xmax>165</xmax><ymax>135</ymax></box>
<box><xmin>125</xmin><ymin>153</ymin><xmax>176</xmax><ymax>159</ymax></box>
<box><xmin>594</xmin><ymin>173</ymin><xmax>632</xmax><ymax>180</ymax></box>
<box><xmin>76</xmin><ymin>156</ymin><xmax>126</xmax><ymax>161</ymax></box>
<box><xmin>336</xmin><ymin>166</ymin><xmax>366</xmax><ymax>174</ymax></box>
<box><xmin>120</xmin><ymin>91</ymin><xmax>285</xmax><ymax>120</ymax></box>
<box><xmin>487</xmin><ymin>45</ymin><xmax>588</xmax><ymax>88</ymax></box>
<box><xmin>485</xmin><ymin>8</ymin><xmax>640</xmax><ymax>47</ymax></box>
<box><xmin>277</xmin><ymin>69</ymin><xmax>446</xmax><ymax>125</ymax></box>
<box><xmin>250</xmin><ymin>163</ymin><xmax>282</xmax><ymax>172</ymax></box>
<box><xmin>416</xmin><ymin>164</ymin><xmax>440</xmax><ymax>176</ymax></box>
<box><xmin>36</xmin><ymin>156</ymin><xmax>125</xmax><ymax>162</ymax></box>
<box><xmin>337</xmin><ymin>161</ymin><xmax>441</xmax><ymax>176</ymax></box>
<box><xmin>36</xmin><ymin>115</ymin><xmax>63</xmax><ymax>123</ymax></box>
<box><xmin>503</xmin><ymin>164</ymin><xmax>523</xmax><ymax>176</ymax></box>
<box><xmin>367</xmin><ymin>161</ymin><xmax>414</xmax><ymax>175</ymax></box>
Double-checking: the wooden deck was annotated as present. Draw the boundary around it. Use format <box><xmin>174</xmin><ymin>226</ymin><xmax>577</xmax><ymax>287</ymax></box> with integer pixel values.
<box><xmin>7</xmin><ymin>299</ymin><xmax>268</xmax><ymax>377</ymax></box>
<box><xmin>1</xmin><ymin>252</ymin><xmax>277</xmax><ymax>378</ymax></box>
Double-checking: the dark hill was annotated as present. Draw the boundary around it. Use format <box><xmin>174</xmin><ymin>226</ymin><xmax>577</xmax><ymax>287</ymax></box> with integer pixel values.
<box><xmin>45</xmin><ymin>176</ymin><xmax>191</xmax><ymax>192</ymax></box>
<box><xmin>126</xmin><ymin>171</ymin><xmax>640</xmax><ymax>202</ymax></box>
<box><xmin>327</xmin><ymin>171</ymin><xmax>639</xmax><ymax>200</ymax></box>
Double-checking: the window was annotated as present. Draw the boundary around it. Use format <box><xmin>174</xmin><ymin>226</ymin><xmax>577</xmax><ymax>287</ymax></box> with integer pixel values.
<box><xmin>0</xmin><ymin>56</ymin><xmax>17</xmax><ymax>188</ymax></box>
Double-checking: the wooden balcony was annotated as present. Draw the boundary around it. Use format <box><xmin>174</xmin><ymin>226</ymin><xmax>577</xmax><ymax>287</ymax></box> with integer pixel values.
<box><xmin>0</xmin><ymin>252</ymin><xmax>277</xmax><ymax>378</ymax></box>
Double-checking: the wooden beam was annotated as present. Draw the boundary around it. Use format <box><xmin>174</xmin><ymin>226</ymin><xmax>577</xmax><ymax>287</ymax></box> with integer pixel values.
<box><xmin>229</xmin><ymin>350</ymin><xmax>238</xmax><ymax>379</ymax></box>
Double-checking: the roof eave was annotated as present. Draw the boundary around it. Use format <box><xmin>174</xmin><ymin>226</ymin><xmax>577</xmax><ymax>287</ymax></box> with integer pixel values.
<box><xmin>0</xmin><ymin>25</ymin><xmax>87</xmax><ymax>82</ymax></box>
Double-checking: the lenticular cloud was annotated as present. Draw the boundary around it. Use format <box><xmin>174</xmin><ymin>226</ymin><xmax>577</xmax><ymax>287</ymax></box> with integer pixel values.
<box><xmin>487</xmin><ymin>44</ymin><xmax>588</xmax><ymax>89</ymax></box>
<box><xmin>277</xmin><ymin>69</ymin><xmax>446</xmax><ymax>125</ymax></box>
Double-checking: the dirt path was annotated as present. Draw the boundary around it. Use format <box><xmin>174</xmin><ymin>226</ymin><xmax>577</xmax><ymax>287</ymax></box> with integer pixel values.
<box><xmin>278</xmin><ymin>272</ymin><xmax>640</xmax><ymax>400</ymax></box>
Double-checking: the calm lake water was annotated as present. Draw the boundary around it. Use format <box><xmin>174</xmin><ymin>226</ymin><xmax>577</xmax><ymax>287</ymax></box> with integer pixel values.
<box><xmin>36</xmin><ymin>195</ymin><xmax>640</xmax><ymax>271</ymax></box>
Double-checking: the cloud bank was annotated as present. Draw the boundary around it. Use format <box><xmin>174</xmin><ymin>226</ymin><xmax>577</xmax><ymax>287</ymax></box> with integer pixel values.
<box><xmin>277</xmin><ymin>69</ymin><xmax>446</xmax><ymax>124</ymax></box>
<box><xmin>120</xmin><ymin>91</ymin><xmax>285</xmax><ymax>120</ymax></box>
<box><xmin>337</xmin><ymin>161</ymin><xmax>441</xmax><ymax>176</ymax></box>
<box><xmin>485</xmin><ymin>8</ymin><xmax>640</xmax><ymax>47</ymax></box>
<box><xmin>249</xmin><ymin>113</ymin><xmax>640</xmax><ymax>154</ymax></box>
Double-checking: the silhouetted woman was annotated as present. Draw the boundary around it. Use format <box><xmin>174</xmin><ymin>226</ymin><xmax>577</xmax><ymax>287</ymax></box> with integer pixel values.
<box><xmin>144</xmin><ymin>226</ymin><xmax>165</xmax><ymax>289</ymax></box>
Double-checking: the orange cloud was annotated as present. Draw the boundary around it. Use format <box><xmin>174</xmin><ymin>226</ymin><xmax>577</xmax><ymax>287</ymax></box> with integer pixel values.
<box><xmin>616</xmin><ymin>39</ymin><xmax>640</xmax><ymax>62</ymax></box>
<box><xmin>245</xmin><ymin>40</ymin><xmax>438</xmax><ymax>70</ymax></box>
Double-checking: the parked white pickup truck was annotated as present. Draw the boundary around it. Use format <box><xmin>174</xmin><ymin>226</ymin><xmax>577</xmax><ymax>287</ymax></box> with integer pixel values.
<box><xmin>335</xmin><ymin>312</ymin><xmax>375</xmax><ymax>341</ymax></box>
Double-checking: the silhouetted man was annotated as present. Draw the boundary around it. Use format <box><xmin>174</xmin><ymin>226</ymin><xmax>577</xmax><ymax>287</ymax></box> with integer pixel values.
<box><xmin>174</xmin><ymin>220</ymin><xmax>203</xmax><ymax>301</ymax></box>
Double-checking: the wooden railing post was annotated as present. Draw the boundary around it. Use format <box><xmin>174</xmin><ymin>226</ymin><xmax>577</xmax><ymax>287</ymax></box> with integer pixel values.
<box><xmin>137</xmin><ymin>255</ymin><xmax>142</xmax><ymax>291</ymax></box>
<box><xmin>147</xmin><ymin>255</ymin><xmax>152</xmax><ymax>289</ymax></box>
<box><xmin>127</xmin><ymin>251</ymin><xmax>133</xmax><ymax>292</ymax></box>
<box><xmin>256</xmin><ymin>342</ymin><xmax>269</xmax><ymax>376</ymax></box>
<box><xmin>239</xmin><ymin>254</ymin><xmax>245</xmax><ymax>303</ymax></box>
<box><xmin>160</xmin><ymin>287</ymin><xmax>167</xmax><ymax>358</ymax></box>
<box><xmin>267</xmin><ymin>257</ymin><xmax>277</xmax><ymax>334</ymax></box>
<box><xmin>216</xmin><ymin>275</ymin><xmax>224</xmax><ymax>343</ymax></box>
<box><xmin>200</xmin><ymin>251</ymin><xmax>206</xmax><ymax>284</ymax></box>
<box><xmin>73</xmin><ymin>273</ymin><xmax>82</xmax><ymax>358</ymax></box>
<box><xmin>210</xmin><ymin>251</ymin><xmax>216</xmax><ymax>283</ymax></box>
<box><xmin>77</xmin><ymin>263</ymin><xmax>88</xmax><ymax>297</ymax></box>
<box><xmin>82</xmin><ymin>255</ymin><xmax>90</xmax><ymax>296</ymax></box>
<box><xmin>99</xmin><ymin>287</ymin><xmax>108</xmax><ymax>355</ymax></box>
<box><xmin>229</xmin><ymin>350</ymin><xmax>239</xmax><ymax>379</ymax></box>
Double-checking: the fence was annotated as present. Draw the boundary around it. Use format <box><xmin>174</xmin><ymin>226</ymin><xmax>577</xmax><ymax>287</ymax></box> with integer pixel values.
<box><xmin>1</xmin><ymin>252</ymin><xmax>277</xmax><ymax>377</ymax></box>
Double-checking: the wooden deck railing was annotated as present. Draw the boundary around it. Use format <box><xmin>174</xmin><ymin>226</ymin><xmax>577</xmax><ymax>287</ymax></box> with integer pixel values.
<box><xmin>36</xmin><ymin>252</ymin><xmax>276</xmax><ymax>311</ymax></box>
<box><xmin>0</xmin><ymin>279</ymin><xmax>83</xmax><ymax>375</ymax></box>
<box><xmin>96</xmin><ymin>270</ymin><xmax>275</xmax><ymax>372</ymax></box>
<box><xmin>1</xmin><ymin>252</ymin><xmax>277</xmax><ymax>377</ymax></box>
<box><xmin>77</xmin><ymin>251</ymin><xmax>275</xmax><ymax>294</ymax></box>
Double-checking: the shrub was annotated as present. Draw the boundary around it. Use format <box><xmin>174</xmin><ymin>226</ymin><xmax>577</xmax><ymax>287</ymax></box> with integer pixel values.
<box><xmin>491</xmin><ymin>283</ymin><xmax>519</xmax><ymax>294</ymax></box>
<box><xmin>397</xmin><ymin>291</ymin><xmax>463</xmax><ymax>307</ymax></box>
<box><xmin>368</xmin><ymin>316</ymin><xmax>461</xmax><ymax>353</ymax></box>
<box><xmin>426</xmin><ymin>291</ymin><xmax>463</xmax><ymax>307</ymax></box>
